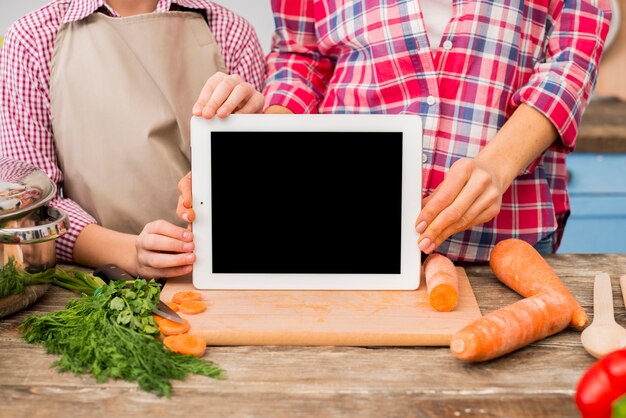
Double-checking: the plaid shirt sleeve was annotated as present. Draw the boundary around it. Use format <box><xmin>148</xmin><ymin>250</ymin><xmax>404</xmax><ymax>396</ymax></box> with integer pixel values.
<box><xmin>512</xmin><ymin>0</ymin><xmax>612</xmax><ymax>155</ymax></box>
<box><xmin>263</xmin><ymin>0</ymin><xmax>336</xmax><ymax>113</ymax></box>
<box><xmin>208</xmin><ymin>2</ymin><xmax>267</xmax><ymax>91</ymax></box>
<box><xmin>0</xmin><ymin>22</ymin><xmax>97</xmax><ymax>263</ymax></box>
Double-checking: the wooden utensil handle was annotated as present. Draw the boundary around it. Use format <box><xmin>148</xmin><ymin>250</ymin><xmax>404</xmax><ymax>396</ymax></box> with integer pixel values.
<box><xmin>619</xmin><ymin>274</ymin><xmax>626</xmax><ymax>308</ymax></box>
<box><xmin>594</xmin><ymin>273</ymin><xmax>615</xmax><ymax>324</ymax></box>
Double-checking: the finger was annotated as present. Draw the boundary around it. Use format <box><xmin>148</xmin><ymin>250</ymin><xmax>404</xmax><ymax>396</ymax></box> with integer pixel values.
<box><xmin>415</xmin><ymin>193</ymin><xmax>436</xmax><ymax>234</ymax></box>
<box><xmin>216</xmin><ymin>83</ymin><xmax>253</xmax><ymax>118</ymax></box>
<box><xmin>234</xmin><ymin>91</ymin><xmax>265</xmax><ymax>115</ymax></box>
<box><xmin>140</xmin><ymin>233</ymin><xmax>195</xmax><ymax>253</ymax></box>
<box><xmin>137</xmin><ymin>251</ymin><xmax>196</xmax><ymax>270</ymax></box>
<box><xmin>144</xmin><ymin>220</ymin><xmax>193</xmax><ymax>242</ymax></box>
<box><xmin>193</xmin><ymin>72</ymin><xmax>226</xmax><ymax>116</ymax></box>
<box><xmin>429</xmin><ymin>199</ymin><xmax>501</xmax><ymax>252</ymax></box>
<box><xmin>177</xmin><ymin>172</ymin><xmax>192</xmax><ymax>208</ymax></box>
<box><xmin>138</xmin><ymin>264</ymin><xmax>194</xmax><ymax>279</ymax></box>
<box><xmin>204</xmin><ymin>74</ymin><xmax>243</xmax><ymax>119</ymax></box>
<box><xmin>414</xmin><ymin>159</ymin><xmax>474</xmax><ymax>231</ymax></box>
<box><xmin>418</xmin><ymin>173</ymin><xmax>486</xmax><ymax>252</ymax></box>
<box><xmin>176</xmin><ymin>196</ymin><xmax>196</xmax><ymax>223</ymax></box>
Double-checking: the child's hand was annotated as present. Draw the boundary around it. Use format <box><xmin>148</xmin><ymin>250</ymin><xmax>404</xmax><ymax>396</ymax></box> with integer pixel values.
<box><xmin>177</xmin><ymin>171</ymin><xmax>195</xmax><ymax>223</ymax></box>
<box><xmin>135</xmin><ymin>220</ymin><xmax>195</xmax><ymax>278</ymax></box>
<box><xmin>192</xmin><ymin>72</ymin><xmax>264</xmax><ymax>119</ymax></box>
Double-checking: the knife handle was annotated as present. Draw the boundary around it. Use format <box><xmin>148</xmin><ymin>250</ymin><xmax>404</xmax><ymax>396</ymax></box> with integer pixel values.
<box><xmin>93</xmin><ymin>264</ymin><xmax>134</xmax><ymax>284</ymax></box>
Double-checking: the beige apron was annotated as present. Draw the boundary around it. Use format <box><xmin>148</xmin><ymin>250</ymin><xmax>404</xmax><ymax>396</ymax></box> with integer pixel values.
<box><xmin>50</xmin><ymin>11</ymin><xmax>226</xmax><ymax>233</ymax></box>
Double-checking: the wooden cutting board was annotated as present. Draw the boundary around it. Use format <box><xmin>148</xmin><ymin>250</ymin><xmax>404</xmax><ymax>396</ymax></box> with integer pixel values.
<box><xmin>161</xmin><ymin>268</ymin><xmax>481</xmax><ymax>346</ymax></box>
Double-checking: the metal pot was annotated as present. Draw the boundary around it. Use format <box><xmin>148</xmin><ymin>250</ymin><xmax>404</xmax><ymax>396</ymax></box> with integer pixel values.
<box><xmin>0</xmin><ymin>158</ymin><xmax>70</xmax><ymax>273</ymax></box>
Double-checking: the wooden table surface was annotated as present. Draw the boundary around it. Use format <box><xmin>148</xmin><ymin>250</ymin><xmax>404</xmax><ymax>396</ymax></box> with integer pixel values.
<box><xmin>1</xmin><ymin>254</ymin><xmax>625</xmax><ymax>418</ymax></box>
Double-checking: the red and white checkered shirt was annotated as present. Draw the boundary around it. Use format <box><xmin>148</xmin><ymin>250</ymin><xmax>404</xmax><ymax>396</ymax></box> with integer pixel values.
<box><xmin>1</xmin><ymin>0</ymin><xmax>266</xmax><ymax>261</ymax></box>
<box><xmin>264</xmin><ymin>0</ymin><xmax>611</xmax><ymax>262</ymax></box>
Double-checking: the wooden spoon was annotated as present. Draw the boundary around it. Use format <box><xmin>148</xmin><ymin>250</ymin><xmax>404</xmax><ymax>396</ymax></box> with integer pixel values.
<box><xmin>581</xmin><ymin>273</ymin><xmax>626</xmax><ymax>358</ymax></box>
<box><xmin>621</xmin><ymin>275</ymin><xmax>626</xmax><ymax>311</ymax></box>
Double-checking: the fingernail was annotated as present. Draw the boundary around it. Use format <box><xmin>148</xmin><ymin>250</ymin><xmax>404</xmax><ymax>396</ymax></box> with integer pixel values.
<box><xmin>205</xmin><ymin>106</ymin><xmax>215</xmax><ymax>116</ymax></box>
<box><xmin>415</xmin><ymin>221</ymin><xmax>427</xmax><ymax>234</ymax></box>
<box><xmin>183</xmin><ymin>231</ymin><xmax>191</xmax><ymax>240</ymax></box>
<box><xmin>192</xmin><ymin>105</ymin><xmax>201</xmax><ymax>114</ymax></box>
<box><xmin>187</xmin><ymin>254</ymin><xmax>194</xmax><ymax>262</ymax></box>
<box><xmin>182</xmin><ymin>212</ymin><xmax>189</xmax><ymax>222</ymax></box>
<box><xmin>183</xmin><ymin>243</ymin><xmax>194</xmax><ymax>251</ymax></box>
<box><xmin>418</xmin><ymin>238</ymin><xmax>431</xmax><ymax>253</ymax></box>
<box><xmin>425</xmin><ymin>242</ymin><xmax>436</xmax><ymax>254</ymax></box>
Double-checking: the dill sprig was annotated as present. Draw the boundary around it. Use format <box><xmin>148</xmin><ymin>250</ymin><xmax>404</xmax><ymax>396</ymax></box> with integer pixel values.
<box><xmin>20</xmin><ymin>279</ymin><xmax>223</xmax><ymax>397</ymax></box>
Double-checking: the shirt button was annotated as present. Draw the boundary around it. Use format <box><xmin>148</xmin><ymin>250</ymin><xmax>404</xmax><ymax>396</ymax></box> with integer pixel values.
<box><xmin>426</xmin><ymin>96</ymin><xmax>436</xmax><ymax>106</ymax></box>
<box><xmin>443</xmin><ymin>40</ymin><xmax>453</xmax><ymax>50</ymax></box>
<box><xmin>422</xmin><ymin>153</ymin><xmax>428</xmax><ymax>163</ymax></box>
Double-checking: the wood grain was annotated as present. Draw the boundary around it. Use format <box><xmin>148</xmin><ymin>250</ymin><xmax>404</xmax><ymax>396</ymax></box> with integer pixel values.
<box><xmin>1</xmin><ymin>254</ymin><xmax>624</xmax><ymax>418</ymax></box>
<box><xmin>577</xmin><ymin>100</ymin><xmax>626</xmax><ymax>153</ymax></box>
<box><xmin>0</xmin><ymin>284</ymin><xmax>50</xmax><ymax>318</ymax></box>
<box><xmin>160</xmin><ymin>268</ymin><xmax>481</xmax><ymax>346</ymax></box>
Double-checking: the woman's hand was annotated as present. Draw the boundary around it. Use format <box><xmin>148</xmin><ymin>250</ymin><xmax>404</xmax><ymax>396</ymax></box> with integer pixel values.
<box><xmin>176</xmin><ymin>171</ymin><xmax>194</xmax><ymax>223</ymax></box>
<box><xmin>414</xmin><ymin>105</ymin><xmax>560</xmax><ymax>254</ymax></box>
<box><xmin>415</xmin><ymin>158</ymin><xmax>504</xmax><ymax>254</ymax></box>
<box><xmin>135</xmin><ymin>220</ymin><xmax>195</xmax><ymax>278</ymax></box>
<box><xmin>192</xmin><ymin>72</ymin><xmax>264</xmax><ymax>119</ymax></box>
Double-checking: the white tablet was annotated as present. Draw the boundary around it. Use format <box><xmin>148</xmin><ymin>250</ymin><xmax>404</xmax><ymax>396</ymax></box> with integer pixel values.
<box><xmin>190</xmin><ymin>114</ymin><xmax>422</xmax><ymax>290</ymax></box>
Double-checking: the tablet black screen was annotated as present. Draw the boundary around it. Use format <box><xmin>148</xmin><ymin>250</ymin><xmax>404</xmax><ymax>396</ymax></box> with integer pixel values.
<box><xmin>210</xmin><ymin>131</ymin><xmax>403</xmax><ymax>274</ymax></box>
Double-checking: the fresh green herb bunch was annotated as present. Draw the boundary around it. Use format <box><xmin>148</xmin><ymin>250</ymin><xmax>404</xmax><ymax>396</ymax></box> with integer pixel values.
<box><xmin>0</xmin><ymin>257</ymin><xmax>106</xmax><ymax>298</ymax></box>
<box><xmin>21</xmin><ymin>279</ymin><xmax>223</xmax><ymax>396</ymax></box>
<box><xmin>96</xmin><ymin>279</ymin><xmax>161</xmax><ymax>335</ymax></box>
<box><xmin>0</xmin><ymin>257</ymin><xmax>27</xmax><ymax>297</ymax></box>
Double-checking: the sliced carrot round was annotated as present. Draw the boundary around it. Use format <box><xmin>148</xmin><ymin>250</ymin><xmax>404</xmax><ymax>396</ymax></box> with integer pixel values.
<box><xmin>163</xmin><ymin>333</ymin><xmax>206</xmax><ymax>357</ymax></box>
<box><xmin>172</xmin><ymin>291</ymin><xmax>202</xmax><ymax>304</ymax></box>
<box><xmin>154</xmin><ymin>315</ymin><xmax>190</xmax><ymax>336</ymax></box>
<box><xmin>179</xmin><ymin>301</ymin><xmax>207</xmax><ymax>315</ymax></box>
<box><xmin>164</xmin><ymin>301</ymin><xmax>180</xmax><ymax>312</ymax></box>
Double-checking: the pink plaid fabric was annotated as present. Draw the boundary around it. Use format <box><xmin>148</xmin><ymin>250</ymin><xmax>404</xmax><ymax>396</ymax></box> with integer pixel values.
<box><xmin>265</xmin><ymin>0</ymin><xmax>611</xmax><ymax>262</ymax></box>
<box><xmin>1</xmin><ymin>0</ymin><xmax>266</xmax><ymax>261</ymax></box>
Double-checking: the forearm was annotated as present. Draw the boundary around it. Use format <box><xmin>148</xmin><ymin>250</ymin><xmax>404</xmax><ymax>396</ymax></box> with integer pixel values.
<box><xmin>73</xmin><ymin>224</ymin><xmax>138</xmax><ymax>275</ymax></box>
<box><xmin>475</xmin><ymin>104</ymin><xmax>558</xmax><ymax>190</ymax></box>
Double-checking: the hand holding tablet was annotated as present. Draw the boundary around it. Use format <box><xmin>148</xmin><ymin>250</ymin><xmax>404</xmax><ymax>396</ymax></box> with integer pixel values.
<box><xmin>188</xmin><ymin>114</ymin><xmax>423</xmax><ymax>290</ymax></box>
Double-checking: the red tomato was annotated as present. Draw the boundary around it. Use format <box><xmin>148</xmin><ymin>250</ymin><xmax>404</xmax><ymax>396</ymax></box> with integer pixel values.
<box><xmin>576</xmin><ymin>350</ymin><xmax>626</xmax><ymax>418</ymax></box>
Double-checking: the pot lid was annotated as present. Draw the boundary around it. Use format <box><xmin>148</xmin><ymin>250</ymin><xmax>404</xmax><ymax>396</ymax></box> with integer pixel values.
<box><xmin>0</xmin><ymin>158</ymin><xmax>56</xmax><ymax>220</ymax></box>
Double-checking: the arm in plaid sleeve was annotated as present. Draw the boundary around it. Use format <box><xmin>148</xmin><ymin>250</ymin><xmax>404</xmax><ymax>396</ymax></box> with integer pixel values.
<box><xmin>513</xmin><ymin>0</ymin><xmax>612</xmax><ymax>152</ymax></box>
<box><xmin>263</xmin><ymin>0</ymin><xmax>335</xmax><ymax>113</ymax></box>
<box><xmin>0</xmin><ymin>25</ymin><xmax>96</xmax><ymax>262</ymax></box>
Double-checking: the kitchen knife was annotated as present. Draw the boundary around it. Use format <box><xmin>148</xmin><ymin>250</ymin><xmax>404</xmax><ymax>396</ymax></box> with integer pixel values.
<box><xmin>93</xmin><ymin>264</ymin><xmax>184</xmax><ymax>324</ymax></box>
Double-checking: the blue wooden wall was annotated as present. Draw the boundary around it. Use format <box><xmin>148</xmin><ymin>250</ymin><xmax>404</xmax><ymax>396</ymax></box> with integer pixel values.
<box><xmin>559</xmin><ymin>153</ymin><xmax>626</xmax><ymax>253</ymax></box>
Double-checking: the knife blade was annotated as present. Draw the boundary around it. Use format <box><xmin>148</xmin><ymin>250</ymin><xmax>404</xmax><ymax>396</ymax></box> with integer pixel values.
<box><xmin>93</xmin><ymin>264</ymin><xmax>184</xmax><ymax>324</ymax></box>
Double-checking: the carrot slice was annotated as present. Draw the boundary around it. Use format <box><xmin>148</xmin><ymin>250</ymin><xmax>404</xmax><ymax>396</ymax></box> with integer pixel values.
<box><xmin>179</xmin><ymin>301</ymin><xmax>207</xmax><ymax>315</ymax></box>
<box><xmin>163</xmin><ymin>333</ymin><xmax>206</xmax><ymax>357</ymax></box>
<box><xmin>154</xmin><ymin>315</ymin><xmax>190</xmax><ymax>336</ymax></box>
<box><xmin>172</xmin><ymin>291</ymin><xmax>202</xmax><ymax>304</ymax></box>
<box><xmin>450</xmin><ymin>291</ymin><xmax>572</xmax><ymax>362</ymax></box>
<box><xmin>423</xmin><ymin>254</ymin><xmax>459</xmax><ymax>312</ymax></box>
<box><xmin>164</xmin><ymin>301</ymin><xmax>180</xmax><ymax>312</ymax></box>
<box><xmin>490</xmin><ymin>238</ymin><xmax>588</xmax><ymax>329</ymax></box>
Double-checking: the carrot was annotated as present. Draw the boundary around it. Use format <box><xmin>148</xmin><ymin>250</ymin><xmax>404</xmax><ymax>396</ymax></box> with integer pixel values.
<box><xmin>172</xmin><ymin>291</ymin><xmax>202</xmax><ymax>304</ymax></box>
<box><xmin>164</xmin><ymin>301</ymin><xmax>179</xmax><ymax>312</ymax></box>
<box><xmin>450</xmin><ymin>291</ymin><xmax>573</xmax><ymax>362</ymax></box>
<box><xmin>490</xmin><ymin>238</ymin><xmax>588</xmax><ymax>329</ymax></box>
<box><xmin>423</xmin><ymin>254</ymin><xmax>459</xmax><ymax>312</ymax></box>
<box><xmin>163</xmin><ymin>334</ymin><xmax>207</xmax><ymax>357</ymax></box>
<box><xmin>154</xmin><ymin>315</ymin><xmax>190</xmax><ymax>336</ymax></box>
<box><xmin>179</xmin><ymin>301</ymin><xmax>207</xmax><ymax>315</ymax></box>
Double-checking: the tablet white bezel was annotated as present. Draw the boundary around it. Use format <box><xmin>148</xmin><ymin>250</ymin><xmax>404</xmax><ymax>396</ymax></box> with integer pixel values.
<box><xmin>190</xmin><ymin>114</ymin><xmax>422</xmax><ymax>290</ymax></box>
